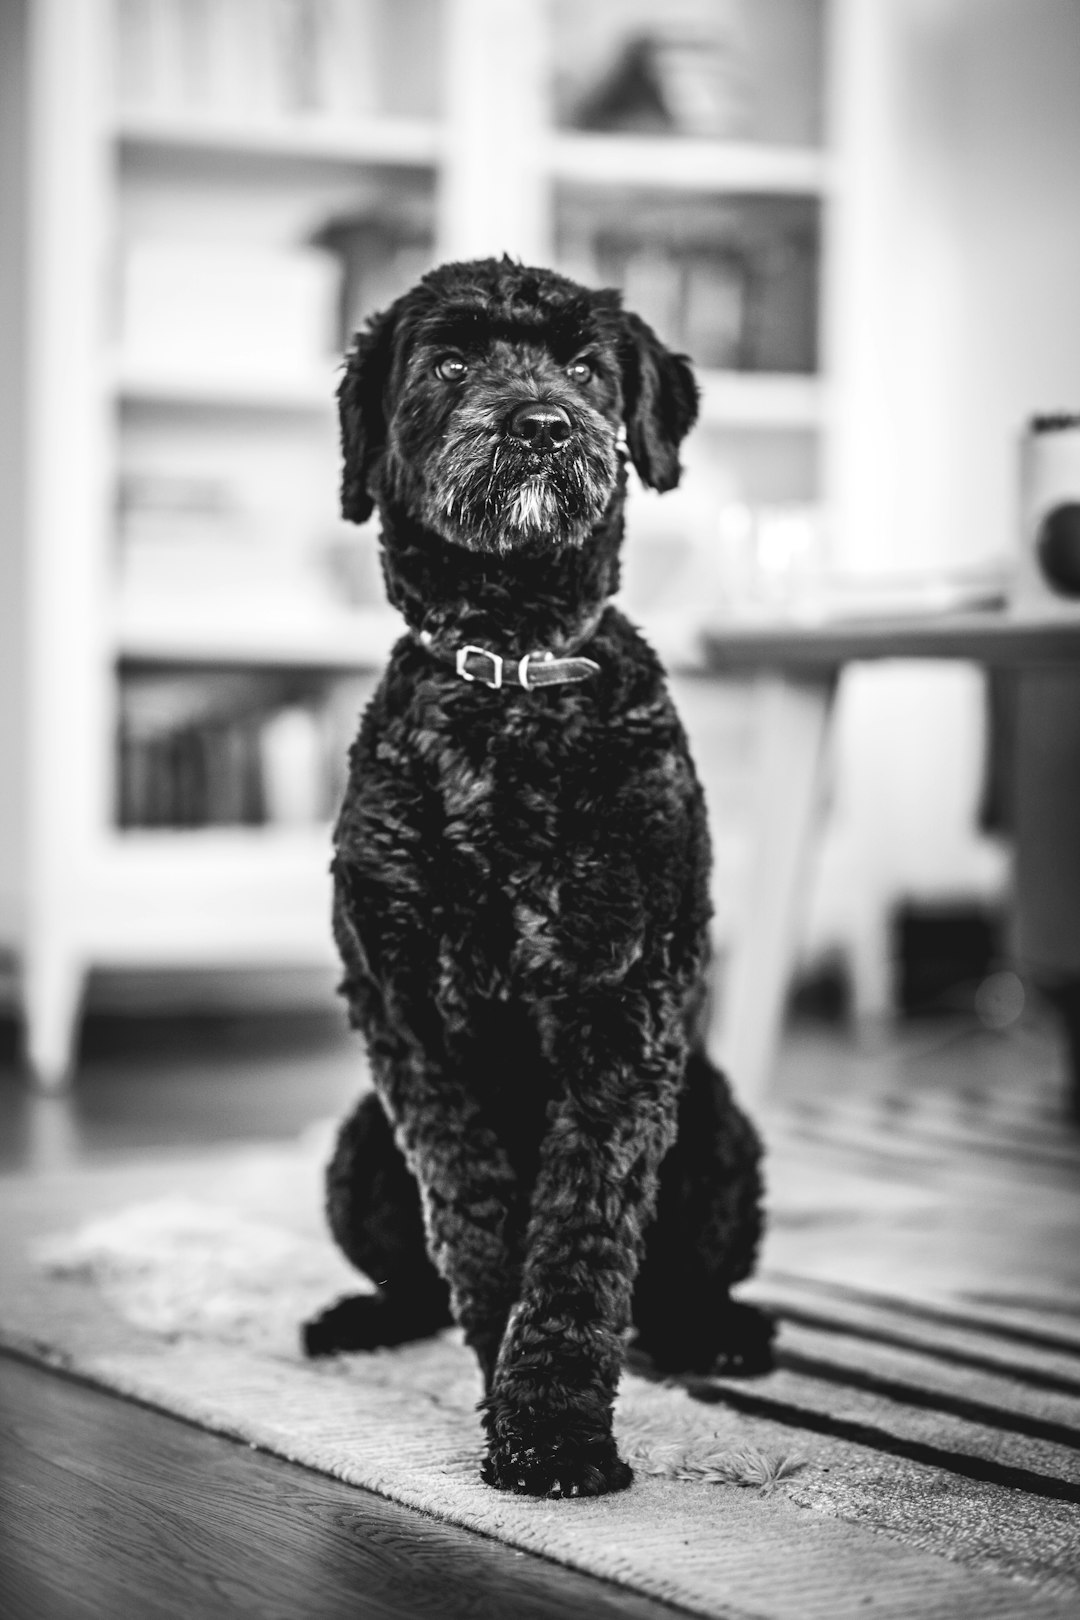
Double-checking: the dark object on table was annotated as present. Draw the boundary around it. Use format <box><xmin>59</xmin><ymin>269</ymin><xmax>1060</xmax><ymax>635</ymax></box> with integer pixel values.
<box><xmin>895</xmin><ymin>905</ymin><xmax>1003</xmax><ymax>1019</ymax></box>
<box><xmin>1036</xmin><ymin>502</ymin><xmax>1080</xmax><ymax>597</ymax></box>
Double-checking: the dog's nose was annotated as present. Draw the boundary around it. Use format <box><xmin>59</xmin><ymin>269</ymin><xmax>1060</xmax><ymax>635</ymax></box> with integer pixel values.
<box><xmin>509</xmin><ymin>402</ymin><xmax>572</xmax><ymax>452</ymax></box>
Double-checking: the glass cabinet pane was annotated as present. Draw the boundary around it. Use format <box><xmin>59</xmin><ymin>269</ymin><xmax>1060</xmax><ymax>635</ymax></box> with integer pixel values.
<box><xmin>556</xmin><ymin>187</ymin><xmax>820</xmax><ymax>374</ymax></box>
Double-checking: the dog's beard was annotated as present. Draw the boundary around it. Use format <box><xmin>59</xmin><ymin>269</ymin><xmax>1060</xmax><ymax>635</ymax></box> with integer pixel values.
<box><xmin>399</xmin><ymin>408</ymin><xmax>619</xmax><ymax>554</ymax></box>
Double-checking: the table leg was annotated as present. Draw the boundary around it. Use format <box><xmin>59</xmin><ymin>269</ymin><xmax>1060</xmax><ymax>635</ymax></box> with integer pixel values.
<box><xmin>1041</xmin><ymin>979</ymin><xmax>1080</xmax><ymax>1124</ymax></box>
<box><xmin>712</xmin><ymin>672</ymin><xmax>836</xmax><ymax>1110</ymax></box>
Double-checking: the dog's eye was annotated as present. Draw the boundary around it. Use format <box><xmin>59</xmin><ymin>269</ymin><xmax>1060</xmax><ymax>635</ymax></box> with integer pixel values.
<box><xmin>566</xmin><ymin>360</ymin><xmax>593</xmax><ymax>385</ymax></box>
<box><xmin>435</xmin><ymin>356</ymin><xmax>468</xmax><ymax>382</ymax></box>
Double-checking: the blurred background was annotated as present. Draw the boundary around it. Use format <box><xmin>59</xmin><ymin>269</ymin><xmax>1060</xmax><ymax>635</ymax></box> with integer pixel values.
<box><xmin>2</xmin><ymin>0</ymin><xmax>1080</xmax><ymax>1139</ymax></box>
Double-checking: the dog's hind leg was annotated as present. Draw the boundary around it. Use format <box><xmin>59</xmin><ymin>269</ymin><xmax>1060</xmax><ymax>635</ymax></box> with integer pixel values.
<box><xmin>303</xmin><ymin>1090</ymin><xmax>453</xmax><ymax>1357</ymax></box>
<box><xmin>328</xmin><ymin>836</ymin><xmax>524</xmax><ymax>1385</ymax></box>
<box><xmin>631</xmin><ymin>1048</ymin><xmax>774</xmax><ymax>1376</ymax></box>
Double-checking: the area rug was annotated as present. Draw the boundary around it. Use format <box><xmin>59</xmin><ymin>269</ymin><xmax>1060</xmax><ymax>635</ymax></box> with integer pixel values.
<box><xmin>2</xmin><ymin>1112</ymin><xmax>1079</xmax><ymax>1620</ymax></box>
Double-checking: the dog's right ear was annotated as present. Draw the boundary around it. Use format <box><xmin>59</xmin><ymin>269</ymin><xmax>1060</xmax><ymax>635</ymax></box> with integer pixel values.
<box><xmin>338</xmin><ymin>305</ymin><xmax>399</xmax><ymax>524</ymax></box>
<box><xmin>619</xmin><ymin>311</ymin><xmax>699</xmax><ymax>494</ymax></box>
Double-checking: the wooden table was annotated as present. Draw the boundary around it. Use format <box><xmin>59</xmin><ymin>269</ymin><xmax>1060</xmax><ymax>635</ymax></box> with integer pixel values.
<box><xmin>700</xmin><ymin>607</ymin><xmax>1080</xmax><ymax>1107</ymax></box>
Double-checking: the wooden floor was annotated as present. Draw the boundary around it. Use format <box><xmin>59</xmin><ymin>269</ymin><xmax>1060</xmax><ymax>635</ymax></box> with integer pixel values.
<box><xmin>0</xmin><ymin>1352</ymin><xmax>686</xmax><ymax>1620</ymax></box>
<box><xmin>1</xmin><ymin>1002</ymin><xmax>1078</xmax><ymax>1619</ymax></box>
<box><xmin>0</xmin><ymin>1009</ymin><xmax>692</xmax><ymax>1620</ymax></box>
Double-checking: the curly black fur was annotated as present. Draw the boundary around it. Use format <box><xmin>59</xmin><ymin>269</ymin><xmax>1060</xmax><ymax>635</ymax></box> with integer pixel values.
<box><xmin>304</xmin><ymin>257</ymin><xmax>773</xmax><ymax>1498</ymax></box>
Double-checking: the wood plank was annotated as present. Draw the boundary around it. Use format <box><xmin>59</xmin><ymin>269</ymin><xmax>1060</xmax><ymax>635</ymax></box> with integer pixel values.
<box><xmin>775</xmin><ymin>1323</ymin><xmax>1080</xmax><ymax>1440</ymax></box>
<box><xmin>778</xmin><ymin>1109</ymin><xmax>1080</xmax><ymax>1182</ymax></box>
<box><xmin>746</xmin><ymin>1275</ymin><xmax>1080</xmax><ymax>1390</ymax></box>
<box><xmin>779</xmin><ymin>1092</ymin><xmax>1080</xmax><ymax>1173</ymax></box>
<box><xmin>0</xmin><ymin>1352</ymin><xmax>686</xmax><ymax>1620</ymax></box>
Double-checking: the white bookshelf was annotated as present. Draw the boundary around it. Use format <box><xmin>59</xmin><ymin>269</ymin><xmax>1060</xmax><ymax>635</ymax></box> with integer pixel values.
<box><xmin>546</xmin><ymin>132</ymin><xmax>833</xmax><ymax>194</ymax></box>
<box><xmin>112</xmin><ymin>357</ymin><xmax>340</xmax><ymax>413</ymax></box>
<box><xmin>114</xmin><ymin>600</ymin><xmax>401</xmax><ymax>669</ymax></box>
<box><xmin>115</xmin><ymin>110</ymin><xmax>443</xmax><ymax>167</ymax></box>
<box><xmin>1</xmin><ymin>0</ymin><xmax>860</xmax><ymax>1084</ymax></box>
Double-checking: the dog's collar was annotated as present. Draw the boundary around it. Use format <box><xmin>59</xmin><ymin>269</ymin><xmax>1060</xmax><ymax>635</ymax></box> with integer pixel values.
<box><xmin>414</xmin><ymin>614</ymin><xmax>603</xmax><ymax>691</ymax></box>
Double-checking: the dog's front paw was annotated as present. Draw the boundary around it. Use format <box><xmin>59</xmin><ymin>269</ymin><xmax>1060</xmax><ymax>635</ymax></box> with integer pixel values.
<box><xmin>481</xmin><ymin>1430</ymin><xmax>633</xmax><ymax>1498</ymax></box>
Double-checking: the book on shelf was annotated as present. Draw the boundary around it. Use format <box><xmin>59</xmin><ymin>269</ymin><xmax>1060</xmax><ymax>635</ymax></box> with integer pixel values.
<box><xmin>115</xmin><ymin>0</ymin><xmax>381</xmax><ymax>123</ymax></box>
<box><xmin>117</xmin><ymin>466</ymin><xmax>389</xmax><ymax>633</ymax></box>
<box><xmin>117</xmin><ymin>669</ymin><xmax>374</xmax><ymax>829</ymax></box>
<box><xmin>312</xmin><ymin>209</ymin><xmax>434</xmax><ymax>347</ymax></box>
<box><xmin>118</xmin><ymin>671</ymin><xmax>266</xmax><ymax>827</ymax></box>
<box><xmin>558</xmin><ymin>193</ymin><xmax>818</xmax><ymax>372</ymax></box>
<box><xmin>117</xmin><ymin>470</ymin><xmax>283</xmax><ymax>616</ymax></box>
<box><xmin>117</xmin><ymin>472</ymin><xmax>256</xmax><ymax>596</ymax></box>
<box><xmin>119</xmin><ymin>242</ymin><xmax>342</xmax><ymax>382</ymax></box>
<box><xmin>681</xmin><ymin>252</ymin><xmax>746</xmax><ymax>373</ymax></box>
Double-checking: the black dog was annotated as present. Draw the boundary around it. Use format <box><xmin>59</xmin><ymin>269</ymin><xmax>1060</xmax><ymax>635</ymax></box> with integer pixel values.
<box><xmin>304</xmin><ymin>257</ymin><xmax>773</xmax><ymax>1497</ymax></box>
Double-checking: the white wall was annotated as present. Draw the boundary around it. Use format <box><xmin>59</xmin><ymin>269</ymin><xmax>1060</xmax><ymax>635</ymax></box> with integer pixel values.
<box><xmin>950</xmin><ymin>0</ymin><xmax>1080</xmax><ymax>560</ymax></box>
<box><xmin>811</xmin><ymin>0</ymin><xmax>1080</xmax><ymax>1010</ymax></box>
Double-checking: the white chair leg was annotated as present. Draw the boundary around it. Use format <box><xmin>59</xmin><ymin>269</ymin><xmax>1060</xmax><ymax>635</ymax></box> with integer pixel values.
<box><xmin>21</xmin><ymin>945</ymin><xmax>86</xmax><ymax>1092</ymax></box>
<box><xmin>714</xmin><ymin>672</ymin><xmax>836</xmax><ymax>1110</ymax></box>
<box><xmin>846</xmin><ymin>873</ymin><xmax>897</xmax><ymax>1023</ymax></box>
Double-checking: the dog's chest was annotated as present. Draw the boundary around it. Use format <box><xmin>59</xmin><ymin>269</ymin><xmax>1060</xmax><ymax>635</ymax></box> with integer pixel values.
<box><xmin>427</xmin><ymin>694</ymin><xmax>594</xmax><ymax>878</ymax></box>
<box><xmin>414</xmin><ymin>691</ymin><xmax>646</xmax><ymax>1000</ymax></box>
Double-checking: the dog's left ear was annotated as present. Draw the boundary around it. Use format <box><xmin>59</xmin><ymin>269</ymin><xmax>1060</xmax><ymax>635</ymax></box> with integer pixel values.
<box><xmin>619</xmin><ymin>312</ymin><xmax>699</xmax><ymax>493</ymax></box>
<box><xmin>338</xmin><ymin>304</ymin><xmax>399</xmax><ymax>524</ymax></box>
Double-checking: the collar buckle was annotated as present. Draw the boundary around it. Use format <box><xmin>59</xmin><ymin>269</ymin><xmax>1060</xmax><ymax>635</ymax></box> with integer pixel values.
<box><xmin>456</xmin><ymin>644</ymin><xmax>503</xmax><ymax>689</ymax></box>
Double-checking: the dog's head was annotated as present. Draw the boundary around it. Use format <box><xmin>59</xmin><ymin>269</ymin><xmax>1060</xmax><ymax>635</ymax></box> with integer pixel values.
<box><xmin>338</xmin><ymin>257</ymin><xmax>698</xmax><ymax>554</ymax></box>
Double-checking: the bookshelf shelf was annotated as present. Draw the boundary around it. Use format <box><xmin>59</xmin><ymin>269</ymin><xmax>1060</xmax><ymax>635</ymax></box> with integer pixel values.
<box><xmin>105</xmin><ymin>822</ymin><xmax>332</xmax><ymax>858</ymax></box>
<box><xmin>547</xmin><ymin>133</ymin><xmax>832</xmax><ymax>196</ymax></box>
<box><xmin>113</xmin><ymin>357</ymin><xmax>339</xmax><ymax>414</ymax></box>
<box><xmin>113</xmin><ymin>602</ymin><xmax>399</xmax><ymax>669</ymax></box>
<box><xmin>115</xmin><ymin>111</ymin><xmax>443</xmax><ymax>170</ymax></box>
